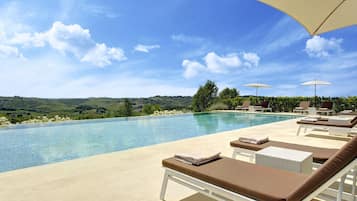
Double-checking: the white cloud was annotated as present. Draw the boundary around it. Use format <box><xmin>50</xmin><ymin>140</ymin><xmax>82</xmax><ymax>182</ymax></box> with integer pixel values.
<box><xmin>45</xmin><ymin>21</ymin><xmax>92</xmax><ymax>56</ymax></box>
<box><xmin>182</xmin><ymin>51</ymin><xmax>260</xmax><ymax>79</ymax></box>
<box><xmin>1</xmin><ymin>21</ymin><xmax>126</xmax><ymax>67</ymax></box>
<box><xmin>182</xmin><ymin>59</ymin><xmax>206</xmax><ymax>79</ymax></box>
<box><xmin>81</xmin><ymin>43</ymin><xmax>126</xmax><ymax>67</ymax></box>
<box><xmin>305</xmin><ymin>36</ymin><xmax>343</xmax><ymax>58</ymax></box>
<box><xmin>204</xmin><ymin>52</ymin><xmax>241</xmax><ymax>73</ymax></box>
<box><xmin>0</xmin><ymin>44</ymin><xmax>24</xmax><ymax>58</ymax></box>
<box><xmin>134</xmin><ymin>44</ymin><xmax>160</xmax><ymax>53</ymax></box>
<box><xmin>242</xmin><ymin>52</ymin><xmax>260</xmax><ymax>67</ymax></box>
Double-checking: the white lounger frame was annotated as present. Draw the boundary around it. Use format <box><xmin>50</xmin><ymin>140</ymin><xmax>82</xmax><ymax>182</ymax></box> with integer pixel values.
<box><xmin>232</xmin><ymin>147</ymin><xmax>357</xmax><ymax>200</ymax></box>
<box><xmin>296</xmin><ymin>123</ymin><xmax>356</xmax><ymax>136</ymax></box>
<box><xmin>254</xmin><ymin>107</ymin><xmax>272</xmax><ymax>112</ymax></box>
<box><xmin>160</xmin><ymin>159</ymin><xmax>357</xmax><ymax>201</ymax></box>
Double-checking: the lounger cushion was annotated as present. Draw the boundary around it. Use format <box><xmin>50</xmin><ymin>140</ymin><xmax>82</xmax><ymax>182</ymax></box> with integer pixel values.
<box><xmin>287</xmin><ymin>136</ymin><xmax>357</xmax><ymax>200</ymax></box>
<box><xmin>163</xmin><ymin>157</ymin><xmax>308</xmax><ymax>201</ymax></box>
<box><xmin>230</xmin><ymin>140</ymin><xmax>338</xmax><ymax>163</ymax></box>
<box><xmin>297</xmin><ymin>116</ymin><xmax>357</xmax><ymax>128</ymax></box>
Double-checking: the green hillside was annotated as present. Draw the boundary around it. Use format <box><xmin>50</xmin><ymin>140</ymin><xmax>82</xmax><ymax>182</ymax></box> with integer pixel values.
<box><xmin>0</xmin><ymin>96</ymin><xmax>193</xmax><ymax>123</ymax></box>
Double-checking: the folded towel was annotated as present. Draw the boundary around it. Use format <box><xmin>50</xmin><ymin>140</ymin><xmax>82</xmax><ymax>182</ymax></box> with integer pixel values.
<box><xmin>239</xmin><ymin>135</ymin><xmax>269</xmax><ymax>145</ymax></box>
<box><xmin>174</xmin><ymin>152</ymin><xmax>221</xmax><ymax>166</ymax></box>
<box><xmin>302</xmin><ymin>117</ymin><xmax>318</xmax><ymax>122</ymax></box>
<box><xmin>328</xmin><ymin>117</ymin><xmax>353</xmax><ymax>124</ymax></box>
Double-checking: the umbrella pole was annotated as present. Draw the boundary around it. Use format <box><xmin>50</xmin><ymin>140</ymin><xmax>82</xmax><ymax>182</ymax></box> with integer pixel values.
<box><xmin>314</xmin><ymin>84</ymin><xmax>317</xmax><ymax>107</ymax></box>
<box><xmin>255</xmin><ymin>88</ymin><xmax>258</xmax><ymax>105</ymax></box>
<box><xmin>256</xmin><ymin>88</ymin><xmax>258</xmax><ymax>97</ymax></box>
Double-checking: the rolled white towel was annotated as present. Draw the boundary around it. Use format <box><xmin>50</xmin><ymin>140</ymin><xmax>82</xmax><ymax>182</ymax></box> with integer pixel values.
<box><xmin>174</xmin><ymin>152</ymin><xmax>221</xmax><ymax>166</ymax></box>
<box><xmin>239</xmin><ymin>135</ymin><xmax>269</xmax><ymax>144</ymax></box>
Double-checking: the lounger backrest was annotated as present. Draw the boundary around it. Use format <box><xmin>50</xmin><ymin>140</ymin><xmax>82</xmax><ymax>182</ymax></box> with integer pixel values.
<box><xmin>287</xmin><ymin>136</ymin><xmax>357</xmax><ymax>200</ymax></box>
<box><xmin>299</xmin><ymin>101</ymin><xmax>310</xmax><ymax>109</ymax></box>
<box><xmin>320</xmin><ymin>101</ymin><xmax>333</xmax><ymax>109</ymax></box>
<box><xmin>260</xmin><ymin>101</ymin><xmax>269</xmax><ymax>108</ymax></box>
<box><xmin>242</xmin><ymin>100</ymin><xmax>250</xmax><ymax>107</ymax></box>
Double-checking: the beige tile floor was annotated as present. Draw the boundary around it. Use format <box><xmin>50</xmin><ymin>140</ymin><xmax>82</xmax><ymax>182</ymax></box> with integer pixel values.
<box><xmin>0</xmin><ymin>118</ymin><xmax>347</xmax><ymax>201</ymax></box>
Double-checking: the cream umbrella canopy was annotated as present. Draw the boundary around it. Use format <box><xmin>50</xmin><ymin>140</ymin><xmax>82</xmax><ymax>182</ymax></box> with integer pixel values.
<box><xmin>259</xmin><ymin>0</ymin><xmax>357</xmax><ymax>35</ymax></box>
<box><xmin>301</xmin><ymin>80</ymin><xmax>331</xmax><ymax>106</ymax></box>
<box><xmin>244</xmin><ymin>83</ymin><xmax>271</xmax><ymax>97</ymax></box>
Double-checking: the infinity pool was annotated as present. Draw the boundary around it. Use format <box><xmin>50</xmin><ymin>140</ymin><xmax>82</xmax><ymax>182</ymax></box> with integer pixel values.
<box><xmin>0</xmin><ymin>112</ymin><xmax>298</xmax><ymax>172</ymax></box>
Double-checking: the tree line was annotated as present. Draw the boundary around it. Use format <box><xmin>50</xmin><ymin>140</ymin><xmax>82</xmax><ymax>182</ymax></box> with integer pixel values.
<box><xmin>192</xmin><ymin>80</ymin><xmax>357</xmax><ymax>112</ymax></box>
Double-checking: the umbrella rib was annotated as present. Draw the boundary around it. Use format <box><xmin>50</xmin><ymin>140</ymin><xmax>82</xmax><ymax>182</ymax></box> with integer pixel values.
<box><xmin>313</xmin><ymin>0</ymin><xmax>346</xmax><ymax>35</ymax></box>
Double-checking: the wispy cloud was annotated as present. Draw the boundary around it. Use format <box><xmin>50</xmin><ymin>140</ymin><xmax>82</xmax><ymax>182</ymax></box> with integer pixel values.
<box><xmin>0</xmin><ymin>44</ymin><xmax>24</xmax><ymax>58</ymax></box>
<box><xmin>80</xmin><ymin>4</ymin><xmax>119</xmax><ymax>18</ymax></box>
<box><xmin>171</xmin><ymin>34</ymin><xmax>205</xmax><ymax>44</ymax></box>
<box><xmin>134</xmin><ymin>44</ymin><xmax>160</xmax><ymax>53</ymax></box>
<box><xmin>259</xmin><ymin>16</ymin><xmax>308</xmax><ymax>54</ymax></box>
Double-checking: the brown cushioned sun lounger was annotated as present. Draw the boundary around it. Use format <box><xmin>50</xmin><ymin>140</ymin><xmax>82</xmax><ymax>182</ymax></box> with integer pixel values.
<box><xmin>160</xmin><ymin>136</ymin><xmax>357</xmax><ymax>201</ymax></box>
<box><xmin>297</xmin><ymin>116</ymin><xmax>357</xmax><ymax>128</ymax></box>
<box><xmin>230</xmin><ymin>140</ymin><xmax>338</xmax><ymax>163</ymax></box>
<box><xmin>296</xmin><ymin>116</ymin><xmax>357</xmax><ymax>136</ymax></box>
<box><xmin>163</xmin><ymin>157</ymin><xmax>308</xmax><ymax>201</ymax></box>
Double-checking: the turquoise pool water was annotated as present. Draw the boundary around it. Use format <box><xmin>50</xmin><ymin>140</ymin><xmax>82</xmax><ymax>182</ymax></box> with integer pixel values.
<box><xmin>0</xmin><ymin>112</ymin><xmax>298</xmax><ymax>172</ymax></box>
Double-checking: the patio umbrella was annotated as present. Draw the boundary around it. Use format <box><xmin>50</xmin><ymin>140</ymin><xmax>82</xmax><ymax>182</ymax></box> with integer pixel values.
<box><xmin>244</xmin><ymin>83</ymin><xmax>271</xmax><ymax>97</ymax></box>
<box><xmin>301</xmin><ymin>80</ymin><xmax>331</xmax><ymax>106</ymax></box>
<box><xmin>259</xmin><ymin>0</ymin><xmax>357</xmax><ymax>35</ymax></box>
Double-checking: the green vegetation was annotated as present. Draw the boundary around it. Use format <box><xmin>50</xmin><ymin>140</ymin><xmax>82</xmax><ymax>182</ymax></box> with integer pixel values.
<box><xmin>142</xmin><ymin>104</ymin><xmax>161</xmax><ymax>115</ymax></box>
<box><xmin>1</xmin><ymin>80</ymin><xmax>356</xmax><ymax>124</ymax></box>
<box><xmin>192</xmin><ymin>80</ymin><xmax>356</xmax><ymax>113</ymax></box>
<box><xmin>192</xmin><ymin>80</ymin><xmax>218</xmax><ymax>112</ymax></box>
<box><xmin>0</xmin><ymin>96</ymin><xmax>192</xmax><ymax>123</ymax></box>
<box><xmin>231</xmin><ymin>96</ymin><xmax>357</xmax><ymax>112</ymax></box>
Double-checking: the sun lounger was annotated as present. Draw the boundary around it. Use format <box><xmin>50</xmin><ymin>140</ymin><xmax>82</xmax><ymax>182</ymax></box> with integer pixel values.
<box><xmin>296</xmin><ymin>116</ymin><xmax>357</xmax><ymax>136</ymax></box>
<box><xmin>236</xmin><ymin>100</ymin><xmax>250</xmax><ymax>111</ymax></box>
<box><xmin>293</xmin><ymin>101</ymin><xmax>310</xmax><ymax>114</ymax></box>
<box><xmin>254</xmin><ymin>101</ymin><xmax>272</xmax><ymax>112</ymax></box>
<box><xmin>317</xmin><ymin>101</ymin><xmax>334</xmax><ymax>116</ymax></box>
<box><xmin>160</xmin><ymin>136</ymin><xmax>357</xmax><ymax>201</ymax></box>
<box><xmin>338</xmin><ymin>110</ymin><xmax>357</xmax><ymax>116</ymax></box>
<box><xmin>230</xmin><ymin>139</ymin><xmax>338</xmax><ymax>164</ymax></box>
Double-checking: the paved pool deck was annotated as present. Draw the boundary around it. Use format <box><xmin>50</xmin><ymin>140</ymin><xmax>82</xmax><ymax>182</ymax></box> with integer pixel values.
<box><xmin>0</xmin><ymin>116</ymin><xmax>348</xmax><ymax>201</ymax></box>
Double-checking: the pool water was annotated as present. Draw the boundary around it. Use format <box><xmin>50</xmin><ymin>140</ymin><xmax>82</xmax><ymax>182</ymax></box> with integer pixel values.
<box><xmin>0</xmin><ymin>112</ymin><xmax>298</xmax><ymax>172</ymax></box>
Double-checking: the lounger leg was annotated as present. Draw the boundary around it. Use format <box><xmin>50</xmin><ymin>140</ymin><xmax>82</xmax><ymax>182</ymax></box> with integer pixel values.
<box><xmin>297</xmin><ymin>126</ymin><xmax>301</xmax><ymax>136</ymax></box>
<box><xmin>160</xmin><ymin>170</ymin><xmax>169</xmax><ymax>201</ymax></box>
<box><xmin>337</xmin><ymin>174</ymin><xmax>347</xmax><ymax>201</ymax></box>
<box><xmin>352</xmin><ymin>167</ymin><xmax>356</xmax><ymax>201</ymax></box>
<box><xmin>232</xmin><ymin>150</ymin><xmax>237</xmax><ymax>159</ymax></box>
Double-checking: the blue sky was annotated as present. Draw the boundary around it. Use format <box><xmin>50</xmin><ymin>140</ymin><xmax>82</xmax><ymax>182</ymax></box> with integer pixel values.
<box><xmin>0</xmin><ymin>0</ymin><xmax>356</xmax><ymax>98</ymax></box>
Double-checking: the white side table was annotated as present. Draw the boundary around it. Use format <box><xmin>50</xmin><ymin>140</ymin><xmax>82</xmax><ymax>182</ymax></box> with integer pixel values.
<box><xmin>256</xmin><ymin>146</ymin><xmax>313</xmax><ymax>174</ymax></box>
<box><xmin>308</xmin><ymin>107</ymin><xmax>317</xmax><ymax>115</ymax></box>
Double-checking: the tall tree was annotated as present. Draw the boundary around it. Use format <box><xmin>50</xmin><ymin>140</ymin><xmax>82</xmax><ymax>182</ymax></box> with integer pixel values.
<box><xmin>192</xmin><ymin>80</ymin><xmax>218</xmax><ymax>112</ymax></box>
<box><xmin>219</xmin><ymin>88</ymin><xmax>239</xmax><ymax>99</ymax></box>
<box><xmin>122</xmin><ymin>99</ymin><xmax>133</xmax><ymax>116</ymax></box>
